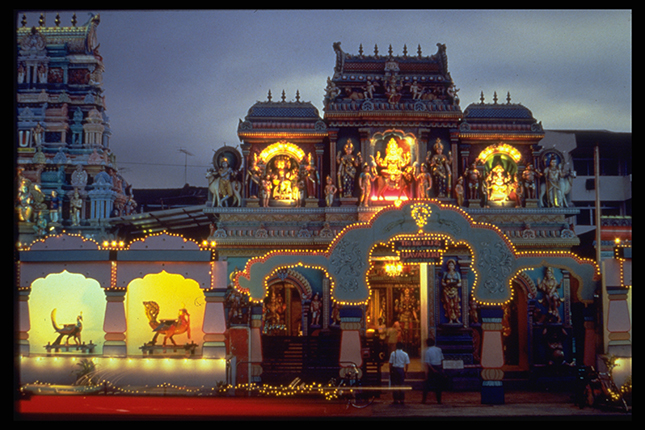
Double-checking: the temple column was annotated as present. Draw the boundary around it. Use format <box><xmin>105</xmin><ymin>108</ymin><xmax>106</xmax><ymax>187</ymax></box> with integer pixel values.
<box><xmin>202</xmin><ymin>261</ymin><xmax>228</xmax><ymax>358</ymax></box>
<box><xmin>480</xmin><ymin>306</ymin><xmax>505</xmax><ymax>404</ymax></box>
<box><xmin>249</xmin><ymin>305</ymin><xmax>264</xmax><ymax>384</ymax></box>
<box><xmin>602</xmin><ymin>258</ymin><xmax>631</xmax><ymax>357</ymax></box>
<box><xmin>338</xmin><ymin>306</ymin><xmax>363</xmax><ymax>371</ymax></box>
<box><xmin>17</xmin><ymin>290</ymin><xmax>30</xmax><ymax>356</ymax></box>
<box><xmin>328</xmin><ymin>129</ymin><xmax>339</xmax><ymax>189</ymax></box>
<box><xmin>103</xmin><ymin>290</ymin><xmax>127</xmax><ymax>357</ymax></box>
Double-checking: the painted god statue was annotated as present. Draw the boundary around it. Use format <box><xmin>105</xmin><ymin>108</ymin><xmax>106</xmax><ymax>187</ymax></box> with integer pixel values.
<box><xmin>372</xmin><ymin>138</ymin><xmax>414</xmax><ymax>200</ymax></box>
<box><xmin>542</xmin><ymin>156</ymin><xmax>575</xmax><ymax>208</ymax></box>
<box><xmin>486</xmin><ymin>164</ymin><xmax>512</xmax><ymax>202</ymax></box>
<box><xmin>336</xmin><ymin>140</ymin><xmax>362</xmax><ymax>198</ymax></box>
<box><xmin>427</xmin><ymin>139</ymin><xmax>452</xmax><ymax>198</ymax></box>
<box><xmin>441</xmin><ymin>259</ymin><xmax>462</xmax><ymax>324</ymax></box>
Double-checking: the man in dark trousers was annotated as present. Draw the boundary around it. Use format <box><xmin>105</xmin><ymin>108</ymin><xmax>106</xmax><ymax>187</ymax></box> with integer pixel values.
<box><xmin>389</xmin><ymin>342</ymin><xmax>410</xmax><ymax>404</ymax></box>
<box><xmin>422</xmin><ymin>338</ymin><xmax>445</xmax><ymax>404</ymax></box>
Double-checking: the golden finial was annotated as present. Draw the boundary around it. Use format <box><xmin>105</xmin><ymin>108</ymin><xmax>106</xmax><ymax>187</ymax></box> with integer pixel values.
<box><xmin>402</xmin><ymin>44</ymin><xmax>408</xmax><ymax>57</ymax></box>
<box><xmin>480</xmin><ymin>91</ymin><xmax>485</xmax><ymax>104</ymax></box>
<box><xmin>267</xmin><ymin>89</ymin><xmax>272</xmax><ymax>102</ymax></box>
<box><xmin>417</xmin><ymin>44</ymin><xmax>422</xmax><ymax>57</ymax></box>
<box><xmin>281</xmin><ymin>90</ymin><xmax>286</xmax><ymax>102</ymax></box>
<box><xmin>55</xmin><ymin>13</ymin><xmax>61</xmax><ymax>27</ymax></box>
<box><xmin>39</xmin><ymin>13</ymin><xmax>45</xmax><ymax>27</ymax></box>
<box><xmin>358</xmin><ymin>44</ymin><xmax>364</xmax><ymax>56</ymax></box>
<box><xmin>71</xmin><ymin>13</ymin><xmax>77</xmax><ymax>27</ymax></box>
<box><xmin>506</xmin><ymin>92</ymin><xmax>512</xmax><ymax>104</ymax></box>
<box><xmin>374</xmin><ymin>44</ymin><xmax>379</xmax><ymax>56</ymax></box>
<box><xmin>295</xmin><ymin>90</ymin><xmax>300</xmax><ymax>102</ymax></box>
<box><xmin>21</xmin><ymin>14</ymin><xmax>27</xmax><ymax>27</ymax></box>
<box><xmin>493</xmin><ymin>91</ymin><xmax>498</xmax><ymax>104</ymax></box>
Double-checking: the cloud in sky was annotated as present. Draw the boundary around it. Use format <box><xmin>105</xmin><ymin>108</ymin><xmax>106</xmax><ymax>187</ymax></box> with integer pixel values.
<box><xmin>17</xmin><ymin>9</ymin><xmax>631</xmax><ymax>189</ymax></box>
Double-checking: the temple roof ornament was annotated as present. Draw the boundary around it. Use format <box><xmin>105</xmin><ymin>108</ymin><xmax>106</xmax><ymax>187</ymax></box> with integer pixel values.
<box><xmin>324</xmin><ymin>41</ymin><xmax>461</xmax><ymax>117</ymax></box>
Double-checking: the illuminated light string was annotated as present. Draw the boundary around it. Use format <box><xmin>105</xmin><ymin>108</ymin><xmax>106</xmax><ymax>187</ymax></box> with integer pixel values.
<box><xmin>19</xmin><ymin>200</ymin><xmax>600</xmax><ymax>306</ymax></box>
<box><xmin>234</xmin><ymin>198</ymin><xmax>600</xmax><ymax>307</ymax></box>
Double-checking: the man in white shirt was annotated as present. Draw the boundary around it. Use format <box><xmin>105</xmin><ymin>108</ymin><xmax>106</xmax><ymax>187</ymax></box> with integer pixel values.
<box><xmin>422</xmin><ymin>338</ymin><xmax>445</xmax><ymax>404</ymax></box>
<box><xmin>389</xmin><ymin>342</ymin><xmax>410</xmax><ymax>404</ymax></box>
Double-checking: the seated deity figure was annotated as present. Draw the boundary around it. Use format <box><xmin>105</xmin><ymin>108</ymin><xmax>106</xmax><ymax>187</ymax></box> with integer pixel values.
<box><xmin>373</xmin><ymin>138</ymin><xmax>411</xmax><ymax>183</ymax></box>
<box><xmin>486</xmin><ymin>164</ymin><xmax>513</xmax><ymax>202</ymax></box>
<box><xmin>371</xmin><ymin>138</ymin><xmax>413</xmax><ymax>200</ymax></box>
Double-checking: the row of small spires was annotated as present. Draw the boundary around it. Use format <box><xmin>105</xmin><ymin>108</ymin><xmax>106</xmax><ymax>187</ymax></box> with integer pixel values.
<box><xmin>263</xmin><ymin>90</ymin><xmax>516</xmax><ymax>105</ymax></box>
<box><xmin>481</xmin><ymin>91</ymin><xmax>514</xmax><ymax>104</ymax></box>
<box><xmin>19</xmin><ymin>12</ymin><xmax>82</xmax><ymax>28</ymax></box>
<box><xmin>265</xmin><ymin>90</ymin><xmax>303</xmax><ymax>103</ymax></box>
<box><xmin>356</xmin><ymin>43</ymin><xmax>427</xmax><ymax>58</ymax></box>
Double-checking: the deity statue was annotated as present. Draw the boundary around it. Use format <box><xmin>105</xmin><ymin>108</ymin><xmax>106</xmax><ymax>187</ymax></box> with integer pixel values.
<box><xmin>304</xmin><ymin>153</ymin><xmax>319</xmax><ymax>199</ymax></box>
<box><xmin>324</xmin><ymin>77</ymin><xmax>341</xmax><ymax>106</ymax></box>
<box><xmin>537</xmin><ymin>267</ymin><xmax>563</xmax><ymax>323</ymax></box>
<box><xmin>441</xmin><ymin>259</ymin><xmax>462</xmax><ymax>324</ymax></box>
<box><xmin>362</xmin><ymin>80</ymin><xmax>379</xmax><ymax>99</ymax></box>
<box><xmin>310</xmin><ymin>293</ymin><xmax>322</xmax><ymax>327</ymax></box>
<box><xmin>246</xmin><ymin>152</ymin><xmax>264</xmax><ymax>199</ymax></box>
<box><xmin>521</xmin><ymin>164</ymin><xmax>541</xmax><ymax>200</ymax></box>
<box><xmin>336</xmin><ymin>140</ymin><xmax>362</xmax><ymax>198</ymax></box>
<box><xmin>49</xmin><ymin>190</ymin><xmax>62</xmax><ymax>224</ymax></box>
<box><xmin>408</xmin><ymin>78</ymin><xmax>423</xmax><ymax>100</ymax></box>
<box><xmin>465</xmin><ymin>163</ymin><xmax>482</xmax><ymax>200</ymax></box>
<box><xmin>324</xmin><ymin>175</ymin><xmax>337</xmax><ymax>207</ymax></box>
<box><xmin>385</xmin><ymin>75</ymin><xmax>403</xmax><ymax>104</ymax></box>
<box><xmin>260</xmin><ymin>175</ymin><xmax>272</xmax><ymax>207</ymax></box>
<box><xmin>70</xmin><ymin>189</ymin><xmax>83</xmax><ymax>226</ymax></box>
<box><xmin>542</xmin><ymin>156</ymin><xmax>575</xmax><ymax>208</ymax></box>
<box><xmin>269</xmin><ymin>156</ymin><xmax>299</xmax><ymax>201</ymax></box>
<box><xmin>17</xmin><ymin>175</ymin><xmax>34</xmax><ymax>222</ymax></box>
<box><xmin>372</xmin><ymin>138</ymin><xmax>414</xmax><ymax>200</ymax></box>
<box><xmin>454</xmin><ymin>176</ymin><xmax>465</xmax><ymax>206</ymax></box>
<box><xmin>263</xmin><ymin>288</ymin><xmax>287</xmax><ymax>334</ymax></box>
<box><xmin>416</xmin><ymin>163</ymin><xmax>432</xmax><ymax>199</ymax></box>
<box><xmin>485</xmin><ymin>164</ymin><xmax>513</xmax><ymax>202</ymax></box>
<box><xmin>359</xmin><ymin>163</ymin><xmax>375</xmax><ymax>207</ymax></box>
<box><xmin>427</xmin><ymin>139</ymin><xmax>452</xmax><ymax>197</ymax></box>
<box><xmin>394</xmin><ymin>288</ymin><xmax>419</xmax><ymax>347</ymax></box>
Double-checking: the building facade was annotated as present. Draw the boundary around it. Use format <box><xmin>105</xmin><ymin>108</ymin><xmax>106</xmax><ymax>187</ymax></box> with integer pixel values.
<box><xmin>16</xmin><ymin>18</ymin><xmax>631</xmax><ymax>404</ymax></box>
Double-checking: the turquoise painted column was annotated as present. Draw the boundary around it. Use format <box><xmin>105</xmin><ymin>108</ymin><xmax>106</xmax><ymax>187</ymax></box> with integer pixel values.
<box><xmin>480</xmin><ymin>307</ymin><xmax>505</xmax><ymax>404</ymax></box>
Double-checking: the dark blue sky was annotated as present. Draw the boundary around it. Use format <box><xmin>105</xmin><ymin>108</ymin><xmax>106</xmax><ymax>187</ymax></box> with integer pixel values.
<box><xmin>17</xmin><ymin>9</ymin><xmax>632</xmax><ymax>189</ymax></box>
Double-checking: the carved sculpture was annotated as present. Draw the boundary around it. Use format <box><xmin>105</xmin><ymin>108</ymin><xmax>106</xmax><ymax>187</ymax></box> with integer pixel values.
<box><xmin>336</xmin><ymin>140</ymin><xmax>362</xmax><ymax>198</ymax></box>
<box><xmin>50</xmin><ymin>309</ymin><xmax>82</xmax><ymax>346</ymax></box>
<box><xmin>441</xmin><ymin>259</ymin><xmax>462</xmax><ymax>324</ymax></box>
<box><xmin>143</xmin><ymin>301</ymin><xmax>191</xmax><ymax>346</ymax></box>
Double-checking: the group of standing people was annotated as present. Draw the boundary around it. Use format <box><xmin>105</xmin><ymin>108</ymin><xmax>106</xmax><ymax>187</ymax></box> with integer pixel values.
<box><xmin>388</xmin><ymin>337</ymin><xmax>445</xmax><ymax>405</ymax></box>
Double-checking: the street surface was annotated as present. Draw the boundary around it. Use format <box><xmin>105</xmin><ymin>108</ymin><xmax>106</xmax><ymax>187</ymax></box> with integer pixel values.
<box><xmin>16</xmin><ymin>389</ymin><xmax>631</xmax><ymax>420</ymax></box>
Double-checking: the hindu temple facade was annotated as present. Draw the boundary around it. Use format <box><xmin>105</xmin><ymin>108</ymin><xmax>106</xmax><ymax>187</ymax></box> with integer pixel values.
<box><xmin>16</xmin><ymin>19</ymin><xmax>631</xmax><ymax>404</ymax></box>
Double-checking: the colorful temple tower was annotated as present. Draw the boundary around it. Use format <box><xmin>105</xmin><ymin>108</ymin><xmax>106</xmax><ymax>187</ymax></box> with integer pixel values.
<box><xmin>16</xmin><ymin>22</ymin><xmax>629</xmax><ymax>407</ymax></box>
<box><xmin>16</xmin><ymin>13</ymin><xmax>135</xmax><ymax>246</ymax></box>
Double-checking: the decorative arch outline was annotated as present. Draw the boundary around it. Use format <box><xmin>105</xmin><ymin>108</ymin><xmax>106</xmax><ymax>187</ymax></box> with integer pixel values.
<box><xmin>234</xmin><ymin>199</ymin><xmax>600</xmax><ymax>306</ymax></box>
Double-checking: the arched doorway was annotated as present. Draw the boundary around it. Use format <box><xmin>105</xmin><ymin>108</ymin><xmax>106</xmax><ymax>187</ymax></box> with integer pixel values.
<box><xmin>263</xmin><ymin>281</ymin><xmax>302</xmax><ymax>336</ymax></box>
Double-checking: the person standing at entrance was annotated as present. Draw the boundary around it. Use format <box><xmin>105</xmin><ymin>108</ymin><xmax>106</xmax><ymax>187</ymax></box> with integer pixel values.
<box><xmin>389</xmin><ymin>342</ymin><xmax>410</xmax><ymax>404</ymax></box>
<box><xmin>422</xmin><ymin>338</ymin><xmax>445</xmax><ymax>404</ymax></box>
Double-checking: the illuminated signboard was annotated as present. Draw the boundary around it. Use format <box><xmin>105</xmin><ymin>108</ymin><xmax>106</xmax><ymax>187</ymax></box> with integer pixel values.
<box><xmin>392</xmin><ymin>238</ymin><xmax>448</xmax><ymax>264</ymax></box>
